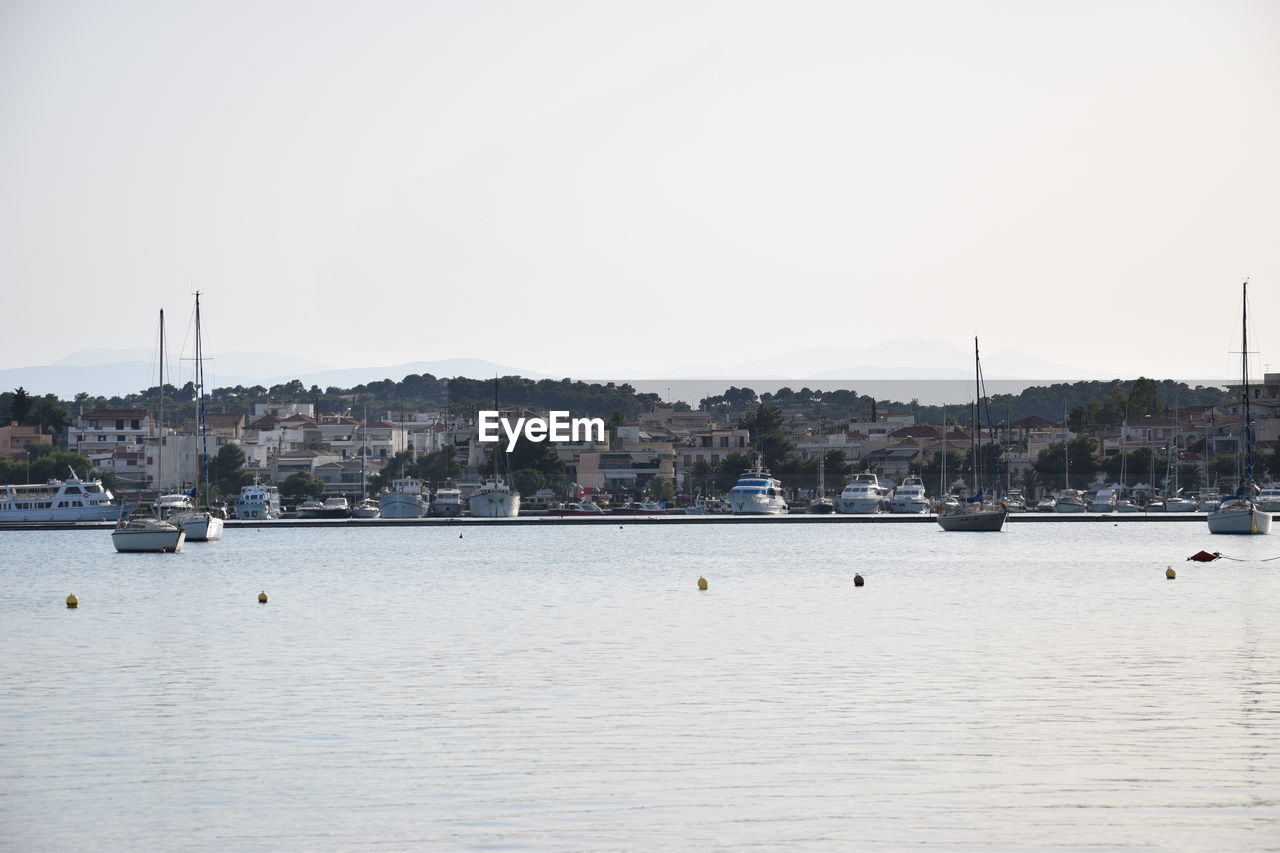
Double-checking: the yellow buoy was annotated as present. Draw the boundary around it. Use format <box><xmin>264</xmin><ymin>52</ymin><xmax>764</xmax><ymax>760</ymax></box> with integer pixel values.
<box><xmin>66</xmin><ymin>593</ymin><xmax>78</xmax><ymax>608</ymax></box>
<box><xmin>258</xmin><ymin>591</ymin><xmax>268</xmax><ymax>603</ymax></box>
<box><xmin>697</xmin><ymin>576</ymin><xmax>708</xmax><ymax>591</ymax></box>
<box><xmin>1165</xmin><ymin>567</ymin><xmax>1176</xmax><ymax>580</ymax></box>
<box><xmin>854</xmin><ymin>573</ymin><xmax>865</xmax><ymax>587</ymax></box>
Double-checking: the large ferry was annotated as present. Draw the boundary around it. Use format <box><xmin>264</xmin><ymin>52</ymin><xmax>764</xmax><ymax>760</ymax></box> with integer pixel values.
<box><xmin>0</xmin><ymin>471</ymin><xmax>116</xmax><ymax>522</ymax></box>
<box><xmin>235</xmin><ymin>483</ymin><xmax>281</xmax><ymax>520</ymax></box>
<box><xmin>729</xmin><ymin>459</ymin><xmax>789</xmax><ymax>515</ymax></box>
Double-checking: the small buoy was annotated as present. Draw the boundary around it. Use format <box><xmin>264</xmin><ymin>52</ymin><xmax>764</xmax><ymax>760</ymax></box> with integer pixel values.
<box><xmin>458</xmin><ymin>533</ymin><xmax>463</xmax><ymax>538</ymax></box>
<box><xmin>66</xmin><ymin>593</ymin><xmax>78</xmax><ymax>608</ymax></box>
<box><xmin>258</xmin><ymin>591</ymin><xmax>268</xmax><ymax>603</ymax></box>
<box><xmin>697</xmin><ymin>576</ymin><xmax>708</xmax><ymax>591</ymax></box>
<box><xmin>1166</xmin><ymin>567</ymin><xmax>1176</xmax><ymax>580</ymax></box>
<box><xmin>854</xmin><ymin>573</ymin><xmax>865</xmax><ymax>587</ymax></box>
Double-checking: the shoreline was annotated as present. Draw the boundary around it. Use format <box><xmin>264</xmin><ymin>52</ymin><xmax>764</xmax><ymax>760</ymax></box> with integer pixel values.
<box><xmin>0</xmin><ymin>512</ymin><xmax>1219</xmax><ymax>531</ymax></box>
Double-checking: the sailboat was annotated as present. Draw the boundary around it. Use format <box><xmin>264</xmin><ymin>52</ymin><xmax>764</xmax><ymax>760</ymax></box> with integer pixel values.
<box><xmin>468</xmin><ymin>378</ymin><xmax>522</xmax><ymax>518</ymax></box>
<box><xmin>809</xmin><ymin>450</ymin><xmax>835</xmax><ymax>513</ymax></box>
<box><xmin>1207</xmin><ymin>281</ymin><xmax>1272</xmax><ymax>535</ymax></box>
<box><xmin>937</xmin><ymin>338</ymin><xmax>1008</xmax><ymax>532</ymax></box>
<box><xmin>171</xmin><ymin>292</ymin><xmax>224</xmax><ymax>541</ymax></box>
<box><xmin>113</xmin><ymin>310</ymin><xmax>185</xmax><ymax>553</ymax></box>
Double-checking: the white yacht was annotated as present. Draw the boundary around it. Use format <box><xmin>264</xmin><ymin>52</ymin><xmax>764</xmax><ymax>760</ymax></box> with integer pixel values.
<box><xmin>1253</xmin><ymin>486</ymin><xmax>1280</xmax><ymax>513</ymax></box>
<box><xmin>379</xmin><ymin>477</ymin><xmax>428</xmax><ymax>519</ymax></box>
<box><xmin>0</xmin><ymin>471</ymin><xmax>117</xmax><ymax>523</ymax></box>
<box><xmin>1088</xmin><ymin>488</ymin><xmax>1118</xmax><ymax>513</ymax></box>
<box><xmin>1003</xmin><ymin>489</ymin><xmax>1028</xmax><ymax>513</ymax></box>
<box><xmin>430</xmin><ymin>485</ymin><xmax>464</xmax><ymax>517</ymax></box>
<box><xmin>112</xmin><ymin>508</ymin><xmax>185</xmax><ymax>553</ymax></box>
<box><xmin>235</xmin><ymin>483</ymin><xmax>282</xmax><ymax>520</ymax></box>
<box><xmin>729</xmin><ymin>459</ymin><xmax>789</xmax><ymax>515</ymax></box>
<box><xmin>889</xmin><ymin>476</ymin><xmax>930</xmax><ymax>514</ymax></box>
<box><xmin>1035</xmin><ymin>496</ymin><xmax>1057</xmax><ymax>512</ymax></box>
<box><xmin>836</xmin><ymin>472</ymin><xmax>887</xmax><ymax>514</ymax></box>
<box><xmin>1165</xmin><ymin>492</ymin><xmax>1199</xmax><ymax>512</ymax></box>
<box><xmin>469</xmin><ymin>477</ymin><xmax>521</xmax><ymax>518</ymax></box>
<box><xmin>156</xmin><ymin>493</ymin><xmax>195</xmax><ymax>517</ymax></box>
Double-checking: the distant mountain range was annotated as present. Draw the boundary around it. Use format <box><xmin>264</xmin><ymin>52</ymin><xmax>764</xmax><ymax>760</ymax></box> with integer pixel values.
<box><xmin>2</xmin><ymin>340</ymin><xmax>1225</xmax><ymax>406</ymax></box>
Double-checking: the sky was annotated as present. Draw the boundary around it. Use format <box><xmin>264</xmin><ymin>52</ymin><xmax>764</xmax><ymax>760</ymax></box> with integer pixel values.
<box><xmin>2</xmin><ymin>0</ymin><xmax>1278</xmax><ymax>384</ymax></box>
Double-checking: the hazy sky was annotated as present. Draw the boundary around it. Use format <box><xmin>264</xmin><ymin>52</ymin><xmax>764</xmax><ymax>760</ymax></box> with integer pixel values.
<box><xmin>2</xmin><ymin>0</ymin><xmax>1278</xmax><ymax>381</ymax></box>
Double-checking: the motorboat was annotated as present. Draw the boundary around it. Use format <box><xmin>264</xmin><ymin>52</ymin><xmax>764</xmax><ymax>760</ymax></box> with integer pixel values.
<box><xmin>550</xmin><ymin>500</ymin><xmax>605</xmax><ymax>516</ymax></box>
<box><xmin>430</xmin><ymin>485</ymin><xmax>464</xmax><ymax>517</ymax></box>
<box><xmin>889</xmin><ymin>476</ymin><xmax>930</xmax><ymax>514</ymax></box>
<box><xmin>1208</xmin><ymin>282</ymin><xmax>1271</xmax><ymax>535</ymax></box>
<box><xmin>313</xmin><ymin>497</ymin><xmax>351</xmax><ymax>518</ymax></box>
<box><xmin>1088</xmin><ymin>489</ymin><xmax>1118</xmax><ymax>513</ymax></box>
<box><xmin>1055</xmin><ymin>489</ymin><xmax>1087</xmax><ymax>513</ymax></box>
<box><xmin>0</xmin><ymin>470</ymin><xmax>117</xmax><ymax>523</ymax></box>
<box><xmin>1003</xmin><ymin>489</ymin><xmax>1028</xmax><ymax>513</ymax></box>
<box><xmin>612</xmin><ymin>501</ymin><xmax>675</xmax><ymax>515</ymax></box>
<box><xmin>1197</xmin><ymin>494</ymin><xmax>1225</xmax><ymax>513</ymax></box>
<box><xmin>379</xmin><ymin>477</ymin><xmax>428</xmax><ymax>519</ymax></box>
<box><xmin>1165</xmin><ymin>492</ymin><xmax>1199</xmax><ymax>512</ymax></box>
<box><xmin>1035</xmin><ymin>496</ymin><xmax>1057</xmax><ymax>512</ymax></box>
<box><xmin>235</xmin><ymin>483</ymin><xmax>281</xmax><ymax>520</ymax></box>
<box><xmin>469</xmin><ymin>477</ymin><xmax>521</xmax><ymax>518</ymax></box>
<box><xmin>156</xmin><ymin>493</ymin><xmax>195</xmax><ymax>517</ymax></box>
<box><xmin>835</xmin><ymin>472</ymin><xmax>887</xmax><ymax>514</ymax></box>
<box><xmin>729</xmin><ymin>458</ymin><xmax>789</xmax><ymax>515</ymax></box>
<box><xmin>1115</xmin><ymin>498</ymin><xmax>1139</xmax><ymax>513</ymax></box>
<box><xmin>352</xmin><ymin>499</ymin><xmax>382</xmax><ymax>518</ymax></box>
<box><xmin>1256</xmin><ymin>485</ymin><xmax>1280</xmax><ymax>513</ymax></box>
<box><xmin>112</xmin><ymin>507</ymin><xmax>185</xmax><ymax>553</ymax></box>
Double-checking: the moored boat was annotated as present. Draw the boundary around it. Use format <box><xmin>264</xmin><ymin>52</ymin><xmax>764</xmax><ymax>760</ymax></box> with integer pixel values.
<box><xmin>550</xmin><ymin>500</ymin><xmax>605</xmax><ymax>516</ymax></box>
<box><xmin>112</xmin><ymin>507</ymin><xmax>185</xmax><ymax>553</ymax></box>
<box><xmin>236</xmin><ymin>483</ymin><xmax>282</xmax><ymax>520</ymax></box>
<box><xmin>0</xmin><ymin>471</ymin><xmax>117</xmax><ymax>523</ymax></box>
<box><xmin>889</xmin><ymin>475</ymin><xmax>930</xmax><ymax>514</ymax></box>
<box><xmin>1208</xmin><ymin>281</ymin><xmax>1271</xmax><ymax>535</ymax></box>
<box><xmin>729</xmin><ymin>458</ymin><xmax>788</xmax><ymax>515</ymax></box>
<box><xmin>379</xmin><ymin>477</ymin><xmax>428</xmax><ymax>518</ymax></box>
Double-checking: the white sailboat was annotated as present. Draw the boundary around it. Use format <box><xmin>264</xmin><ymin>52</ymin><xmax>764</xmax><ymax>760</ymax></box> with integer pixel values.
<box><xmin>171</xmin><ymin>292</ymin><xmax>223</xmax><ymax>541</ymax></box>
<box><xmin>1208</xmin><ymin>281</ymin><xmax>1271</xmax><ymax>535</ymax></box>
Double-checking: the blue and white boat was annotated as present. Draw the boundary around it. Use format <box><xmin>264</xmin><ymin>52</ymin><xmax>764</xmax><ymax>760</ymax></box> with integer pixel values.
<box><xmin>729</xmin><ymin>458</ymin><xmax>788</xmax><ymax>515</ymax></box>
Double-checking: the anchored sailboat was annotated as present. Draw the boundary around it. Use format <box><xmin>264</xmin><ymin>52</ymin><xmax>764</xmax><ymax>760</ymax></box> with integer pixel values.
<box><xmin>937</xmin><ymin>338</ymin><xmax>1007</xmax><ymax>532</ymax></box>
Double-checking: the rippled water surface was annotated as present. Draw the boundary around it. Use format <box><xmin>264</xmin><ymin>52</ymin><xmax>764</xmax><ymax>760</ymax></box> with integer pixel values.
<box><xmin>2</xmin><ymin>521</ymin><xmax>1279</xmax><ymax>851</ymax></box>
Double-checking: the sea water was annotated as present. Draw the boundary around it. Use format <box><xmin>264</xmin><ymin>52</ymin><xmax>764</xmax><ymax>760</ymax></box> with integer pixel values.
<box><xmin>1</xmin><ymin>522</ymin><xmax>1278</xmax><ymax>851</ymax></box>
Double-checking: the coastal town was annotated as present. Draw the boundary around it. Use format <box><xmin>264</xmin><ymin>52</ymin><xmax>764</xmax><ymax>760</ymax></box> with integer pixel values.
<box><xmin>4</xmin><ymin>367</ymin><xmax>1278</xmax><ymax>515</ymax></box>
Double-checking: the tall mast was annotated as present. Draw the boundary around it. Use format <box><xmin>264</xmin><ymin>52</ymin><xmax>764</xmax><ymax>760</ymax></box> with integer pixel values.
<box><xmin>157</xmin><ymin>308</ymin><xmax>165</xmax><ymax>495</ymax></box>
<box><xmin>972</xmin><ymin>338</ymin><xmax>980</xmax><ymax>493</ymax></box>
<box><xmin>1242</xmin><ymin>280</ymin><xmax>1254</xmax><ymax>489</ymax></box>
<box><xmin>195</xmin><ymin>292</ymin><xmax>210</xmax><ymax>508</ymax></box>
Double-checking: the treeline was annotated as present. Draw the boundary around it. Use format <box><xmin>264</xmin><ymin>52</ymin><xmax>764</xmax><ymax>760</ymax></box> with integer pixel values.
<box><xmin>700</xmin><ymin>377</ymin><xmax>1226</xmax><ymax>427</ymax></box>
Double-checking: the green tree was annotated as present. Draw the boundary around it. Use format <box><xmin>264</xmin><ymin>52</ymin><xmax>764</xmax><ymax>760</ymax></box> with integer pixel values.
<box><xmin>713</xmin><ymin>451</ymin><xmax>754</xmax><ymax>493</ymax></box>
<box><xmin>9</xmin><ymin>387</ymin><xmax>33</xmax><ymax>423</ymax></box>
<box><xmin>509</xmin><ymin>468</ymin><xmax>544</xmax><ymax>498</ymax></box>
<box><xmin>208</xmin><ymin>443</ymin><xmax>251</xmax><ymax>498</ymax></box>
<box><xmin>1176</xmin><ymin>463</ymin><xmax>1203</xmax><ymax>492</ymax></box>
<box><xmin>1127</xmin><ymin>378</ymin><xmax>1162</xmax><ymax>420</ymax></box>
<box><xmin>646</xmin><ymin>473</ymin><xmax>675</xmax><ymax>503</ymax></box>
<box><xmin>281</xmin><ymin>471</ymin><xmax>326</xmax><ymax>499</ymax></box>
<box><xmin>1207</xmin><ymin>454</ymin><xmax>1237</xmax><ymax>484</ymax></box>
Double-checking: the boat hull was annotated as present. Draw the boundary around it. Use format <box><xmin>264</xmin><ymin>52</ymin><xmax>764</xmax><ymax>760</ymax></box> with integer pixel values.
<box><xmin>430</xmin><ymin>502</ymin><xmax>463</xmax><ymax>518</ymax></box>
<box><xmin>889</xmin><ymin>498</ymin><xmax>929</xmax><ymax>514</ymax></box>
<box><xmin>937</xmin><ymin>506</ymin><xmax>1007</xmax><ymax>532</ymax></box>
<box><xmin>469</xmin><ymin>491</ymin><xmax>521</xmax><ymax>518</ymax></box>
<box><xmin>177</xmin><ymin>513</ymin><xmax>223</xmax><ymax>541</ymax></box>
<box><xmin>379</xmin><ymin>494</ymin><xmax>426</xmax><ymax>519</ymax></box>
<box><xmin>730</xmin><ymin>494</ymin><xmax>788</xmax><ymax>515</ymax></box>
<box><xmin>835</xmin><ymin>497</ymin><xmax>884</xmax><ymax>514</ymax></box>
<box><xmin>112</xmin><ymin>528</ymin><xmax>186</xmax><ymax>552</ymax></box>
<box><xmin>1207</xmin><ymin>503</ymin><xmax>1272</xmax><ymax>534</ymax></box>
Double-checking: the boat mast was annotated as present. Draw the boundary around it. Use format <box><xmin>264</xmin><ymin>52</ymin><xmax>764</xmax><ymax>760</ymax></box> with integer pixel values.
<box><xmin>972</xmin><ymin>337</ymin><xmax>980</xmax><ymax>495</ymax></box>
<box><xmin>1242</xmin><ymin>279</ymin><xmax>1255</xmax><ymax>491</ymax></box>
<box><xmin>195</xmin><ymin>292</ymin><xmax>210</xmax><ymax>508</ymax></box>
<box><xmin>157</xmin><ymin>309</ymin><xmax>165</xmax><ymax>496</ymax></box>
